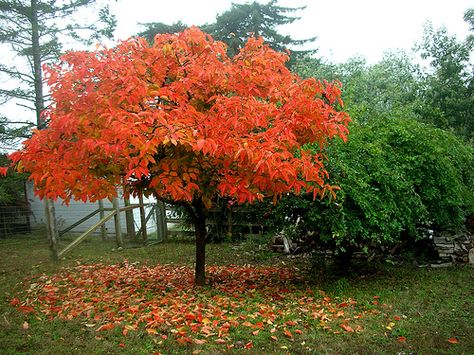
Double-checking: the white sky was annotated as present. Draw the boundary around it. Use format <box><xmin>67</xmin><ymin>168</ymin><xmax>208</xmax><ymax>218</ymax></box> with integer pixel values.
<box><xmin>110</xmin><ymin>0</ymin><xmax>474</xmax><ymax>64</ymax></box>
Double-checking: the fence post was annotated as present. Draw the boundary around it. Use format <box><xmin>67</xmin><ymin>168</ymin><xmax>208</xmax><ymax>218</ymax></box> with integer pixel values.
<box><xmin>112</xmin><ymin>197</ymin><xmax>123</xmax><ymax>248</ymax></box>
<box><xmin>156</xmin><ymin>200</ymin><xmax>167</xmax><ymax>241</ymax></box>
<box><xmin>98</xmin><ymin>200</ymin><xmax>106</xmax><ymax>240</ymax></box>
<box><xmin>44</xmin><ymin>198</ymin><xmax>58</xmax><ymax>260</ymax></box>
<box><xmin>124</xmin><ymin>197</ymin><xmax>136</xmax><ymax>239</ymax></box>
<box><xmin>138</xmin><ymin>193</ymin><xmax>148</xmax><ymax>244</ymax></box>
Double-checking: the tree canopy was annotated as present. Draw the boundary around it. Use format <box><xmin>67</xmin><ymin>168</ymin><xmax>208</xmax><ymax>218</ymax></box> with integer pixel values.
<box><xmin>8</xmin><ymin>27</ymin><xmax>349</xmax><ymax>284</ymax></box>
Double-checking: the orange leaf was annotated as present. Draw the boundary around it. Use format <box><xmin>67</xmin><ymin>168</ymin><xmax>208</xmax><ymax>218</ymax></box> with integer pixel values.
<box><xmin>245</xmin><ymin>341</ymin><xmax>253</xmax><ymax>349</ymax></box>
<box><xmin>215</xmin><ymin>339</ymin><xmax>226</xmax><ymax>344</ymax></box>
<box><xmin>284</xmin><ymin>329</ymin><xmax>293</xmax><ymax>338</ymax></box>
<box><xmin>96</xmin><ymin>323</ymin><xmax>114</xmax><ymax>332</ymax></box>
<box><xmin>252</xmin><ymin>330</ymin><xmax>259</xmax><ymax>336</ymax></box>
<box><xmin>397</xmin><ymin>336</ymin><xmax>406</xmax><ymax>343</ymax></box>
<box><xmin>339</xmin><ymin>324</ymin><xmax>354</xmax><ymax>332</ymax></box>
<box><xmin>448</xmin><ymin>337</ymin><xmax>459</xmax><ymax>344</ymax></box>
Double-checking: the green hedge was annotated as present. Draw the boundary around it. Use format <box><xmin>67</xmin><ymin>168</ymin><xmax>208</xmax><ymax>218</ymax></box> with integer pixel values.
<box><xmin>256</xmin><ymin>117</ymin><xmax>474</xmax><ymax>252</ymax></box>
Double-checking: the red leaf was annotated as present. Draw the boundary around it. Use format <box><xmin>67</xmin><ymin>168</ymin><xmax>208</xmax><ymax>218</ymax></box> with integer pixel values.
<box><xmin>397</xmin><ymin>336</ymin><xmax>406</xmax><ymax>343</ymax></box>
<box><xmin>10</xmin><ymin>298</ymin><xmax>20</xmax><ymax>306</ymax></box>
<box><xmin>185</xmin><ymin>313</ymin><xmax>196</xmax><ymax>321</ymax></box>
<box><xmin>244</xmin><ymin>341</ymin><xmax>253</xmax><ymax>349</ymax></box>
<box><xmin>448</xmin><ymin>337</ymin><xmax>459</xmax><ymax>344</ymax></box>
<box><xmin>284</xmin><ymin>329</ymin><xmax>293</xmax><ymax>338</ymax></box>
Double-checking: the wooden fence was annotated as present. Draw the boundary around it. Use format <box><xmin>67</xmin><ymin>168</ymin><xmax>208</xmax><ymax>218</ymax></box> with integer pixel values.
<box><xmin>45</xmin><ymin>199</ymin><xmax>265</xmax><ymax>259</ymax></box>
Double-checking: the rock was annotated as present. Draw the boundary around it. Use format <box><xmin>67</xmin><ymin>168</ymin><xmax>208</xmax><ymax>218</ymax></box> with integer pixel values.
<box><xmin>430</xmin><ymin>262</ymin><xmax>453</xmax><ymax>268</ymax></box>
<box><xmin>469</xmin><ymin>248</ymin><xmax>474</xmax><ymax>265</ymax></box>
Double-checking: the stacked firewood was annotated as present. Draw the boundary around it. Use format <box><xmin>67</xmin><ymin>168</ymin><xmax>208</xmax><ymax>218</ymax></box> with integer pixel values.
<box><xmin>433</xmin><ymin>231</ymin><xmax>474</xmax><ymax>264</ymax></box>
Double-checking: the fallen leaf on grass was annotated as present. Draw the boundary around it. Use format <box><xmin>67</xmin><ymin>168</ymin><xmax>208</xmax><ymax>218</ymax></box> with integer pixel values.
<box><xmin>284</xmin><ymin>329</ymin><xmax>293</xmax><ymax>338</ymax></box>
<box><xmin>448</xmin><ymin>337</ymin><xmax>459</xmax><ymax>344</ymax></box>
<box><xmin>397</xmin><ymin>336</ymin><xmax>406</xmax><ymax>342</ymax></box>
<box><xmin>96</xmin><ymin>323</ymin><xmax>114</xmax><ymax>332</ymax></box>
<box><xmin>339</xmin><ymin>323</ymin><xmax>354</xmax><ymax>332</ymax></box>
<box><xmin>22</xmin><ymin>321</ymin><xmax>29</xmax><ymax>330</ymax></box>
<box><xmin>10</xmin><ymin>263</ymin><xmax>396</xmax><ymax>346</ymax></box>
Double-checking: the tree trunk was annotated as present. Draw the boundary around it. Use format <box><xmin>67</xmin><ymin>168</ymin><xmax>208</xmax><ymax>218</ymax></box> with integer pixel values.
<box><xmin>31</xmin><ymin>0</ymin><xmax>58</xmax><ymax>258</ymax></box>
<box><xmin>31</xmin><ymin>0</ymin><xmax>45</xmax><ymax>129</ymax></box>
<box><xmin>188</xmin><ymin>198</ymin><xmax>207</xmax><ymax>286</ymax></box>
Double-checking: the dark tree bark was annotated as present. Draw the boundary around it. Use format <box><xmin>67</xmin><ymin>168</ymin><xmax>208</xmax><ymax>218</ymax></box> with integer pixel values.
<box><xmin>186</xmin><ymin>198</ymin><xmax>208</xmax><ymax>286</ymax></box>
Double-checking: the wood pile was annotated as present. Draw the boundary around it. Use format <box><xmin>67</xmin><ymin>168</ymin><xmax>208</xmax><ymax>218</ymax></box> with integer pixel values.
<box><xmin>433</xmin><ymin>230</ymin><xmax>474</xmax><ymax>264</ymax></box>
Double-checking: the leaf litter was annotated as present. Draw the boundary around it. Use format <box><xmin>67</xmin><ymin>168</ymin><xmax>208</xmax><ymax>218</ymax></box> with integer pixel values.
<box><xmin>10</xmin><ymin>261</ymin><xmax>396</xmax><ymax>346</ymax></box>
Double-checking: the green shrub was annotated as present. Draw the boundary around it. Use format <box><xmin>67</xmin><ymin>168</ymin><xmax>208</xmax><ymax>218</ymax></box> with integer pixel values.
<box><xmin>258</xmin><ymin>117</ymin><xmax>474</xmax><ymax>253</ymax></box>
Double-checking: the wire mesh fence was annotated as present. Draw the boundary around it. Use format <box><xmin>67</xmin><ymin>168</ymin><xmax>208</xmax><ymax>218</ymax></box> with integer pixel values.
<box><xmin>0</xmin><ymin>204</ymin><xmax>32</xmax><ymax>237</ymax></box>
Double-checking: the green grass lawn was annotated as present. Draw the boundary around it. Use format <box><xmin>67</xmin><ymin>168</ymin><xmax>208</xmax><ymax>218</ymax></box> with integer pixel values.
<box><xmin>0</xmin><ymin>232</ymin><xmax>473</xmax><ymax>354</ymax></box>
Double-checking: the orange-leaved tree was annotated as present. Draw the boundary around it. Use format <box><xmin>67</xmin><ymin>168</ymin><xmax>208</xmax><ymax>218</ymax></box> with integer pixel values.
<box><xmin>8</xmin><ymin>27</ymin><xmax>350</xmax><ymax>285</ymax></box>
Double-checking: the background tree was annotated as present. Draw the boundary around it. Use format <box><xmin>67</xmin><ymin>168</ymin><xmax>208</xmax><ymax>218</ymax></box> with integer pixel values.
<box><xmin>8</xmin><ymin>28</ymin><xmax>350</xmax><ymax>285</ymax></box>
<box><xmin>138</xmin><ymin>21</ymin><xmax>187</xmax><ymax>44</ymax></box>
<box><xmin>203</xmin><ymin>0</ymin><xmax>316</xmax><ymax>59</ymax></box>
<box><xmin>138</xmin><ymin>1</ymin><xmax>316</xmax><ymax>63</ymax></box>
<box><xmin>294</xmin><ymin>52</ymin><xmax>422</xmax><ymax>123</ymax></box>
<box><xmin>416</xmin><ymin>22</ymin><xmax>474</xmax><ymax>140</ymax></box>
<box><xmin>0</xmin><ymin>0</ymin><xmax>116</xmax><ymax>134</ymax></box>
